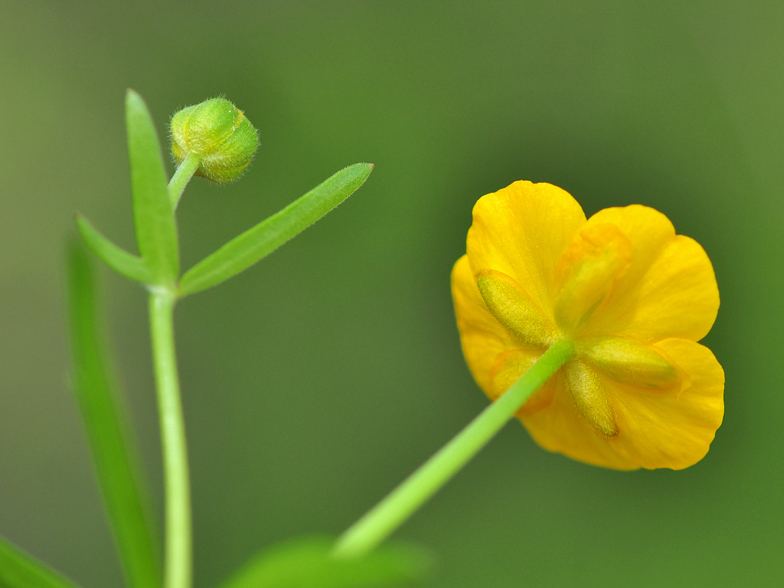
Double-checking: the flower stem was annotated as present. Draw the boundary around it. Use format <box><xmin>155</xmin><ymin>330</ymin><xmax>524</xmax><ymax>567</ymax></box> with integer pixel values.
<box><xmin>168</xmin><ymin>154</ymin><xmax>201</xmax><ymax>210</ymax></box>
<box><xmin>149</xmin><ymin>290</ymin><xmax>191</xmax><ymax>588</ymax></box>
<box><xmin>332</xmin><ymin>339</ymin><xmax>575</xmax><ymax>559</ymax></box>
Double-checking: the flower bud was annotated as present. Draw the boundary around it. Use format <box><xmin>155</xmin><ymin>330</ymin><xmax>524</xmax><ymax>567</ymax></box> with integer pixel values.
<box><xmin>170</xmin><ymin>97</ymin><xmax>259</xmax><ymax>183</ymax></box>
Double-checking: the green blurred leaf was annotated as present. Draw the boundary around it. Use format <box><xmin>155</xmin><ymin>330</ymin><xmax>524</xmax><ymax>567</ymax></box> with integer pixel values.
<box><xmin>0</xmin><ymin>535</ymin><xmax>81</xmax><ymax>588</ymax></box>
<box><xmin>125</xmin><ymin>89</ymin><xmax>179</xmax><ymax>285</ymax></box>
<box><xmin>219</xmin><ymin>536</ymin><xmax>430</xmax><ymax>588</ymax></box>
<box><xmin>178</xmin><ymin>163</ymin><xmax>373</xmax><ymax>296</ymax></box>
<box><xmin>66</xmin><ymin>240</ymin><xmax>161</xmax><ymax>588</ymax></box>
<box><xmin>75</xmin><ymin>214</ymin><xmax>154</xmax><ymax>284</ymax></box>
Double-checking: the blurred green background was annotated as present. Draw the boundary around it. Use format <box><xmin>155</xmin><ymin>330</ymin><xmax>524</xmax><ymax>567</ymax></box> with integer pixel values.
<box><xmin>1</xmin><ymin>1</ymin><xmax>782</xmax><ymax>586</ymax></box>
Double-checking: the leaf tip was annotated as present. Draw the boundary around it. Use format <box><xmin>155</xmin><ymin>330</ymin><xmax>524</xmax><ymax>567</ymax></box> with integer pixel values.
<box><xmin>73</xmin><ymin>212</ymin><xmax>93</xmax><ymax>234</ymax></box>
<box><xmin>125</xmin><ymin>89</ymin><xmax>149</xmax><ymax>120</ymax></box>
<box><xmin>351</xmin><ymin>162</ymin><xmax>374</xmax><ymax>180</ymax></box>
<box><xmin>73</xmin><ymin>212</ymin><xmax>88</xmax><ymax>233</ymax></box>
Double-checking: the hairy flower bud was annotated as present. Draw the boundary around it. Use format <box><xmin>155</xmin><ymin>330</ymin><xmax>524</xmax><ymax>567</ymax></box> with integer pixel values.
<box><xmin>170</xmin><ymin>97</ymin><xmax>259</xmax><ymax>183</ymax></box>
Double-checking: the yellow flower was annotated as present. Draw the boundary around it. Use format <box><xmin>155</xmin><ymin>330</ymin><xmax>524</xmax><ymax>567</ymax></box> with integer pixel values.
<box><xmin>451</xmin><ymin>181</ymin><xmax>724</xmax><ymax>470</ymax></box>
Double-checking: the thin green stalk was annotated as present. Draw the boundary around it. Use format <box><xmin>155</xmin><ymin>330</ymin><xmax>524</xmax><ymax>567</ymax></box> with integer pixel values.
<box><xmin>149</xmin><ymin>290</ymin><xmax>192</xmax><ymax>588</ymax></box>
<box><xmin>168</xmin><ymin>154</ymin><xmax>201</xmax><ymax>210</ymax></box>
<box><xmin>332</xmin><ymin>339</ymin><xmax>575</xmax><ymax>559</ymax></box>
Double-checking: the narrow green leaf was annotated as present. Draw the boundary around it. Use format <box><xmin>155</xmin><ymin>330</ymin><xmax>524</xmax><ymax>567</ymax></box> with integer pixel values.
<box><xmin>66</xmin><ymin>240</ymin><xmax>161</xmax><ymax>588</ymax></box>
<box><xmin>0</xmin><ymin>535</ymin><xmax>81</xmax><ymax>588</ymax></box>
<box><xmin>75</xmin><ymin>214</ymin><xmax>154</xmax><ymax>284</ymax></box>
<box><xmin>219</xmin><ymin>536</ymin><xmax>430</xmax><ymax>588</ymax></box>
<box><xmin>126</xmin><ymin>89</ymin><xmax>179</xmax><ymax>285</ymax></box>
<box><xmin>179</xmin><ymin>163</ymin><xmax>373</xmax><ymax>296</ymax></box>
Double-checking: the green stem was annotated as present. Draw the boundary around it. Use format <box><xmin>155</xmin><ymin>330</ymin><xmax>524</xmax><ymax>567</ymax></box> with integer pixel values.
<box><xmin>149</xmin><ymin>290</ymin><xmax>192</xmax><ymax>588</ymax></box>
<box><xmin>332</xmin><ymin>339</ymin><xmax>575</xmax><ymax>559</ymax></box>
<box><xmin>168</xmin><ymin>154</ymin><xmax>201</xmax><ymax>210</ymax></box>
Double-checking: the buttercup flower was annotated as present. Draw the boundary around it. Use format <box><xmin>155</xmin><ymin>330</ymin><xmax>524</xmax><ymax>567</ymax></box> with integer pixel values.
<box><xmin>451</xmin><ymin>181</ymin><xmax>724</xmax><ymax>470</ymax></box>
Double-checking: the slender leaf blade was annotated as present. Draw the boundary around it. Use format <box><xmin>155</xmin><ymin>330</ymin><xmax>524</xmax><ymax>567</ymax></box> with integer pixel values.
<box><xmin>66</xmin><ymin>240</ymin><xmax>161</xmax><ymax>588</ymax></box>
<box><xmin>75</xmin><ymin>213</ymin><xmax>154</xmax><ymax>284</ymax></box>
<box><xmin>179</xmin><ymin>163</ymin><xmax>373</xmax><ymax>296</ymax></box>
<box><xmin>126</xmin><ymin>89</ymin><xmax>179</xmax><ymax>285</ymax></box>
<box><xmin>0</xmin><ymin>535</ymin><xmax>81</xmax><ymax>588</ymax></box>
<box><xmin>219</xmin><ymin>536</ymin><xmax>430</xmax><ymax>588</ymax></box>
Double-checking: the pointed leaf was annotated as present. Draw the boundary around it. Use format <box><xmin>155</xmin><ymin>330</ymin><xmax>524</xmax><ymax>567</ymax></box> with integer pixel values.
<box><xmin>219</xmin><ymin>536</ymin><xmax>430</xmax><ymax>588</ymax></box>
<box><xmin>66</xmin><ymin>241</ymin><xmax>161</xmax><ymax>588</ymax></box>
<box><xmin>126</xmin><ymin>89</ymin><xmax>179</xmax><ymax>285</ymax></box>
<box><xmin>179</xmin><ymin>163</ymin><xmax>373</xmax><ymax>296</ymax></box>
<box><xmin>0</xmin><ymin>535</ymin><xmax>81</xmax><ymax>588</ymax></box>
<box><xmin>75</xmin><ymin>214</ymin><xmax>154</xmax><ymax>284</ymax></box>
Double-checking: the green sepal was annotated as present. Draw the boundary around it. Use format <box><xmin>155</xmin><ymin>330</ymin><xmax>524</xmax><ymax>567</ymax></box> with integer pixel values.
<box><xmin>0</xmin><ymin>535</ymin><xmax>82</xmax><ymax>588</ymax></box>
<box><xmin>66</xmin><ymin>240</ymin><xmax>162</xmax><ymax>588</ymax></box>
<box><xmin>125</xmin><ymin>89</ymin><xmax>179</xmax><ymax>285</ymax></box>
<box><xmin>179</xmin><ymin>163</ymin><xmax>373</xmax><ymax>296</ymax></box>
<box><xmin>219</xmin><ymin>536</ymin><xmax>430</xmax><ymax>588</ymax></box>
<box><xmin>75</xmin><ymin>214</ymin><xmax>155</xmax><ymax>284</ymax></box>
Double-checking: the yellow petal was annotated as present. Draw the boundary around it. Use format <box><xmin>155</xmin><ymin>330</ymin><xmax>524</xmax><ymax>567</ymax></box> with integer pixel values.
<box><xmin>488</xmin><ymin>348</ymin><xmax>555</xmax><ymax>414</ymax></box>
<box><xmin>451</xmin><ymin>255</ymin><xmax>515</xmax><ymax>395</ymax></box>
<box><xmin>605</xmin><ymin>338</ymin><xmax>724</xmax><ymax>469</ymax></box>
<box><xmin>476</xmin><ymin>269</ymin><xmax>556</xmax><ymax>348</ymax></box>
<box><xmin>467</xmin><ymin>181</ymin><xmax>586</xmax><ymax>316</ymax></box>
<box><xmin>618</xmin><ymin>235</ymin><xmax>719</xmax><ymax>342</ymax></box>
<box><xmin>553</xmin><ymin>223</ymin><xmax>631</xmax><ymax>334</ymax></box>
<box><xmin>520</xmin><ymin>339</ymin><xmax>723</xmax><ymax>470</ymax></box>
<box><xmin>577</xmin><ymin>206</ymin><xmax>719</xmax><ymax>343</ymax></box>
<box><xmin>518</xmin><ymin>372</ymin><xmax>639</xmax><ymax>470</ymax></box>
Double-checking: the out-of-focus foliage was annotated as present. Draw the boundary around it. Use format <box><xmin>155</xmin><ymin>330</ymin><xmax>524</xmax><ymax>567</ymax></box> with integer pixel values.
<box><xmin>220</xmin><ymin>537</ymin><xmax>429</xmax><ymax>588</ymax></box>
<box><xmin>66</xmin><ymin>241</ymin><xmax>160</xmax><ymax>588</ymax></box>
